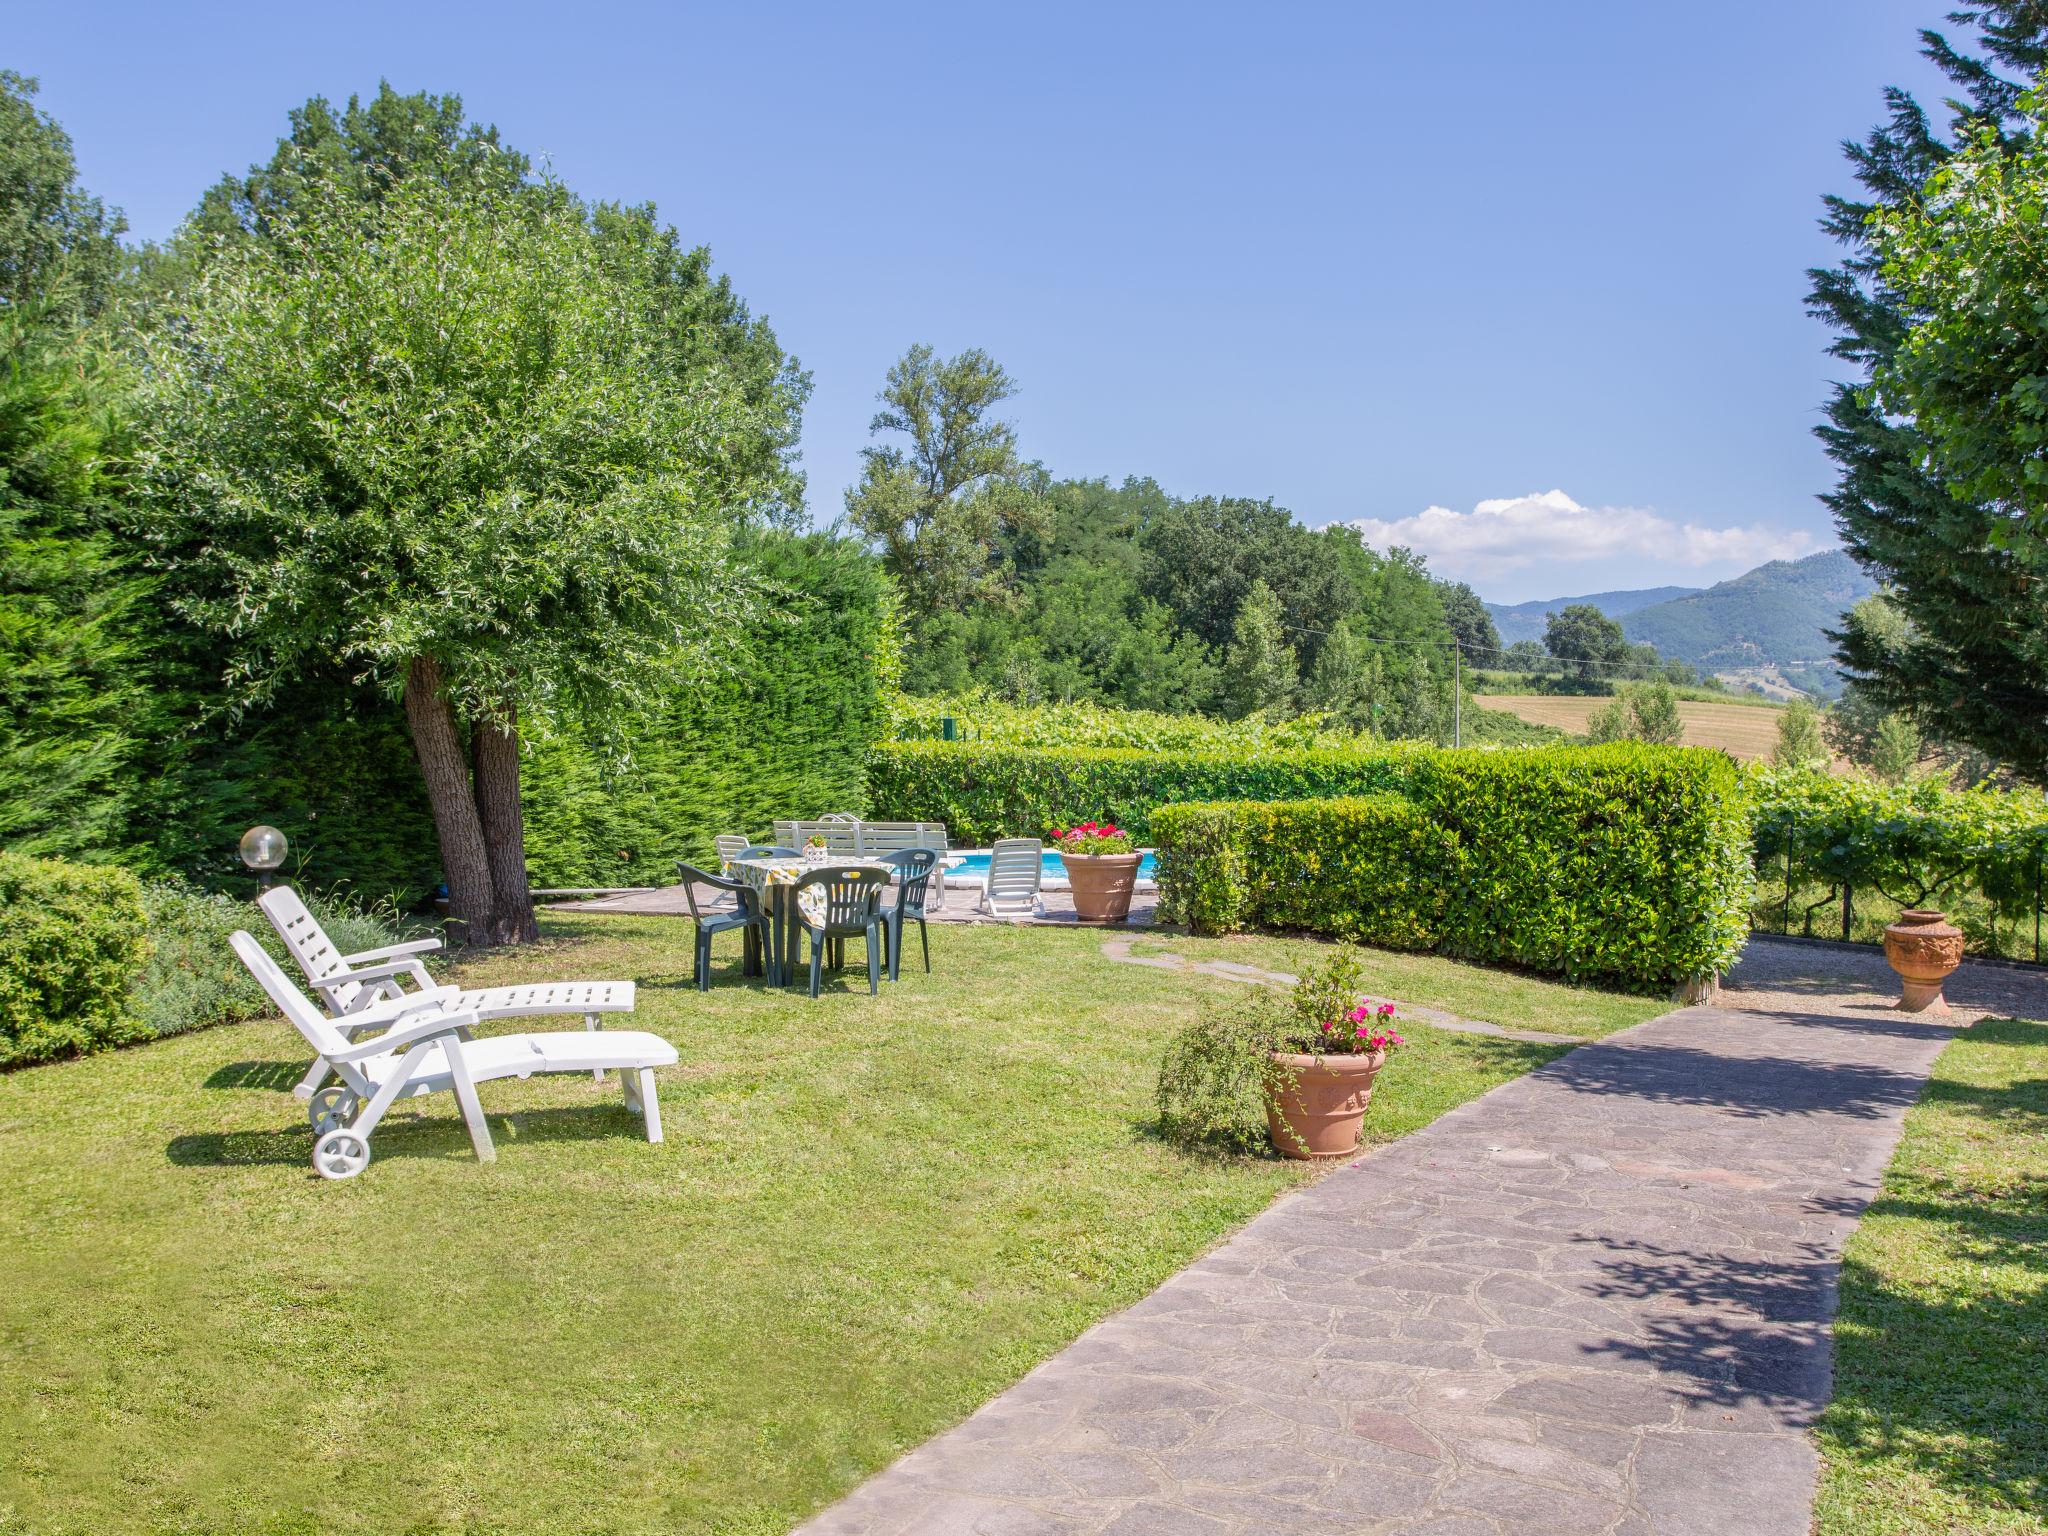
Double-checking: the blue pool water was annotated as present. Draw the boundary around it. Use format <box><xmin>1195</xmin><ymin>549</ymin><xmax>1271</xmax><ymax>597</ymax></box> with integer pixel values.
<box><xmin>949</xmin><ymin>849</ymin><xmax>1157</xmax><ymax>883</ymax></box>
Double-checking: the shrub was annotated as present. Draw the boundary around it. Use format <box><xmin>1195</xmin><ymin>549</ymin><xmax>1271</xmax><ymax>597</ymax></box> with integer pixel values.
<box><xmin>0</xmin><ymin>852</ymin><xmax>150</xmax><ymax>1067</ymax></box>
<box><xmin>1158</xmin><ymin>795</ymin><xmax>1453</xmax><ymax>953</ymax></box>
<box><xmin>1156</xmin><ymin>950</ymin><xmax>1403</xmax><ymax>1152</ymax></box>
<box><xmin>1153</xmin><ymin>745</ymin><xmax>1752</xmax><ymax>988</ymax></box>
<box><xmin>519</xmin><ymin>533</ymin><xmax>888</xmax><ymax>888</ymax></box>
<box><xmin>130</xmin><ymin>533</ymin><xmax>886</xmax><ymax>903</ymax></box>
<box><xmin>131</xmin><ymin>881</ymin><xmax>412</xmax><ymax>1041</ymax></box>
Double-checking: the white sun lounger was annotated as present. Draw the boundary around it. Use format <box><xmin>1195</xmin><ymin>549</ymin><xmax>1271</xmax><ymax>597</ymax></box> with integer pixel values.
<box><xmin>229</xmin><ymin>931</ymin><xmax>677</xmax><ymax>1181</ymax></box>
<box><xmin>981</xmin><ymin>837</ymin><xmax>1044</xmax><ymax>917</ymax></box>
<box><xmin>257</xmin><ymin>885</ymin><xmax>636</xmax><ymax>1100</ymax></box>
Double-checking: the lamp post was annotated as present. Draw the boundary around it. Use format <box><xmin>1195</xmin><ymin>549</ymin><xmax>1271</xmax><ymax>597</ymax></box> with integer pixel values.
<box><xmin>239</xmin><ymin>825</ymin><xmax>288</xmax><ymax>892</ymax></box>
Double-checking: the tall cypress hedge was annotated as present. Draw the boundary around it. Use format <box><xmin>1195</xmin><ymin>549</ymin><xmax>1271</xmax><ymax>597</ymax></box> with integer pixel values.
<box><xmin>134</xmin><ymin>533</ymin><xmax>885</xmax><ymax>901</ymax></box>
<box><xmin>521</xmin><ymin>534</ymin><xmax>887</xmax><ymax>887</ymax></box>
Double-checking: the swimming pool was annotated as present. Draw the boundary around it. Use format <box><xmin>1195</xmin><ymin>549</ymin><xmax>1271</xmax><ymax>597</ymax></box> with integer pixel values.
<box><xmin>946</xmin><ymin>848</ymin><xmax>1158</xmax><ymax>887</ymax></box>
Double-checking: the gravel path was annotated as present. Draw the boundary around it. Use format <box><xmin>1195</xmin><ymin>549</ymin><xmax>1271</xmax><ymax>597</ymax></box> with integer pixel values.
<box><xmin>793</xmin><ymin>936</ymin><xmax>2030</xmax><ymax>1535</ymax></box>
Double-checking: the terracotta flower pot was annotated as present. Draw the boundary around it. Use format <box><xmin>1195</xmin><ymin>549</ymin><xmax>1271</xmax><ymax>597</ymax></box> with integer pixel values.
<box><xmin>1061</xmin><ymin>851</ymin><xmax>1142</xmax><ymax>923</ymax></box>
<box><xmin>1265</xmin><ymin>1049</ymin><xmax>1387</xmax><ymax>1159</ymax></box>
<box><xmin>1883</xmin><ymin>908</ymin><xmax>1965</xmax><ymax>1014</ymax></box>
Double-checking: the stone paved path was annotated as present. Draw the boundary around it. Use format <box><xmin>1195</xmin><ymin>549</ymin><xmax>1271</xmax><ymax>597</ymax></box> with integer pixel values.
<box><xmin>794</xmin><ymin>939</ymin><xmax>2023</xmax><ymax>1536</ymax></box>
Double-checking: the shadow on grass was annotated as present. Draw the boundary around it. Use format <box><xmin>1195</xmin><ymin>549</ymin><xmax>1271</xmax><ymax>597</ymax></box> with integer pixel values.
<box><xmin>166</xmin><ymin>1102</ymin><xmax>658</xmax><ymax>1170</ymax></box>
<box><xmin>204</xmin><ymin>1060</ymin><xmax>306</xmax><ymax>1092</ymax></box>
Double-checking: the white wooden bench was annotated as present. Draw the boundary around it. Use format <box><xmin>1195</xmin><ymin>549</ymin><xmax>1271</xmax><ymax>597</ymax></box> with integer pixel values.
<box><xmin>773</xmin><ymin>820</ymin><xmax>952</xmax><ymax>905</ymax></box>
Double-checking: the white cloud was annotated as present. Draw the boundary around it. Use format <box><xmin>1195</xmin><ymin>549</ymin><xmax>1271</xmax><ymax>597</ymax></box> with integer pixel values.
<box><xmin>1344</xmin><ymin>490</ymin><xmax>1817</xmax><ymax>584</ymax></box>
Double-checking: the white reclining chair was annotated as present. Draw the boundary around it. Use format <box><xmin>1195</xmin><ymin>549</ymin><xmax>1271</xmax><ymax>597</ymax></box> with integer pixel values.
<box><xmin>229</xmin><ymin>932</ymin><xmax>678</xmax><ymax>1181</ymax></box>
<box><xmin>258</xmin><ymin>885</ymin><xmax>635</xmax><ymax>1101</ymax></box>
<box><xmin>981</xmin><ymin>837</ymin><xmax>1044</xmax><ymax>917</ymax></box>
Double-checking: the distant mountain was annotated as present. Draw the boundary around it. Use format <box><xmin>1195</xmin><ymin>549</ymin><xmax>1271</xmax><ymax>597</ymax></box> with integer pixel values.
<box><xmin>1486</xmin><ymin>585</ymin><xmax>1701</xmax><ymax>647</ymax></box>
<box><xmin>1620</xmin><ymin>550</ymin><xmax>1876</xmax><ymax>695</ymax></box>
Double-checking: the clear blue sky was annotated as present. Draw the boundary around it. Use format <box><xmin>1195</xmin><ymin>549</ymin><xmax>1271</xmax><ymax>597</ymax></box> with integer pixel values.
<box><xmin>18</xmin><ymin>1</ymin><xmax>1956</xmax><ymax>601</ymax></box>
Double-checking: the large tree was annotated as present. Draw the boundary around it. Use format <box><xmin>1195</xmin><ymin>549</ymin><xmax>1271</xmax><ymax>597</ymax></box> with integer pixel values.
<box><xmin>1810</xmin><ymin>3</ymin><xmax>2048</xmax><ymax>783</ymax></box>
<box><xmin>846</xmin><ymin>344</ymin><xmax>1047</xmax><ymax>610</ymax></box>
<box><xmin>1217</xmin><ymin>580</ymin><xmax>1298</xmax><ymax>721</ymax></box>
<box><xmin>149</xmin><ymin>83</ymin><xmax>809</xmax><ymax>526</ymax></box>
<box><xmin>137</xmin><ymin>165</ymin><xmax>779</xmax><ymax>944</ymax></box>
<box><xmin>1543</xmin><ymin>603</ymin><xmax>1628</xmax><ymax>685</ymax></box>
<box><xmin>1434</xmin><ymin>579</ymin><xmax>1501</xmax><ymax>661</ymax></box>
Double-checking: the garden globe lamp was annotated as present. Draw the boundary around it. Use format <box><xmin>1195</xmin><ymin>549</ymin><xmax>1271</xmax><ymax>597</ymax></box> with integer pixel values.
<box><xmin>240</xmin><ymin>825</ymin><xmax>288</xmax><ymax>891</ymax></box>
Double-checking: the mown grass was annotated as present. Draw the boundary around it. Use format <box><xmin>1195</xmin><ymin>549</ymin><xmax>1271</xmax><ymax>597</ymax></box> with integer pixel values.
<box><xmin>0</xmin><ymin>914</ymin><xmax>1662</xmax><ymax>1535</ymax></box>
<box><xmin>1815</xmin><ymin>1015</ymin><xmax>2048</xmax><ymax>1535</ymax></box>
<box><xmin>1114</xmin><ymin>929</ymin><xmax>1665</xmax><ymax>1039</ymax></box>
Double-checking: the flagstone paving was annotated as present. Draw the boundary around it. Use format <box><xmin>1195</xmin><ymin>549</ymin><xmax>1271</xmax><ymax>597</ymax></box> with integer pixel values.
<box><xmin>795</xmin><ymin>939</ymin><xmax>2037</xmax><ymax>1535</ymax></box>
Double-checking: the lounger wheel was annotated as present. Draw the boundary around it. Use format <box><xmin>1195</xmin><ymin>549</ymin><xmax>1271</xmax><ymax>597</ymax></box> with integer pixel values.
<box><xmin>312</xmin><ymin>1129</ymin><xmax>371</xmax><ymax>1181</ymax></box>
<box><xmin>307</xmin><ymin>1086</ymin><xmax>357</xmax><ymax>1136</ymax></box>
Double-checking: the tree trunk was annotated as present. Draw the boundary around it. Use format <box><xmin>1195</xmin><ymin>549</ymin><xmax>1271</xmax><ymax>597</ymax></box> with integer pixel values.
<box><xmin>402</xmin><ymin>655</ymin><xmax>498</xmax><ymax>947</ymax></box>
<box><xmin>472</xmin><ymin>708</ymin><xmax>539</xmax><ymax>944</ymax></box>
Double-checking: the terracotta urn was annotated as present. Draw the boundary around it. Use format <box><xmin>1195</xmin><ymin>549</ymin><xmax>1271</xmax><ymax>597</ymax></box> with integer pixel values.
<box><xmin>1882</xmin><ymin>908</ymin><xmax>1965</xmax><ymax>1014</ymax></box>
<box><xmin>1265</xmin><ymin>1050</ymin><xmax>1387</xmax><ymax>1159</ymax></box>
<box><xmin>1061</xmin><ymin>851</ymin><xmax>1143</xmax><ymax>923</ymax></box>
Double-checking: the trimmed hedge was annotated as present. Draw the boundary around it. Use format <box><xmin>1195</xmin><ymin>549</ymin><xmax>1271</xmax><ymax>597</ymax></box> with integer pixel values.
<box><xmin>866</xmin><ymin>740</ymin><xmax>1425</xmax><ymax>845</ymax></box>
<box><xmin>1152</xmin><ymin>745</ymin><xmax>1753</xmax><ymax>988</ymax></box>
<box><xmin>520</xmin><ymin>533</ymin><xmax>887</xmax><ymax>886</ymax></box>
<box><xmin>0</xmin><ymin>852</ymin><xmax>150</xmax><ymax>1067</ymax></box>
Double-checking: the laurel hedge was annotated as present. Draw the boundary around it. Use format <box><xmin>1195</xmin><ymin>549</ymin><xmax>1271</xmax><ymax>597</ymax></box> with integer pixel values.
<box><xmin>1151</xmin><ymin>746</ymin><xmax>1752</xmax><ymax>987</ymax></box>
<box><xmin>870</xmin><ymin>738</ymin><xmax>1752</xmax><ymax>987</ymax></box>
<box><xmin>0</xmin><ymin>852</ymin><xmax>151</xmax><ymax>1067</ymax></box>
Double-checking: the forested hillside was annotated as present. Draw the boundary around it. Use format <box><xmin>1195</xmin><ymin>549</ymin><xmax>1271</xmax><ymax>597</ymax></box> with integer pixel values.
<box><xmin>1487</xmin><ymin>585</ymin><xmax>1699</xmax><ymax>647</ymax></box>
<box><xmin>1621</xmin><ymin>550</ymin><xmax>1876</xmax><ymax>695</ymax></box>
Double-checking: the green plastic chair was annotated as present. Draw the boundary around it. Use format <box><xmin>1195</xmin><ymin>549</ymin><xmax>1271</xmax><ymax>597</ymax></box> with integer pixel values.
<box><xmin>787</xmin><ymin>866</ymin><xmax>889</xmax><ymax>998</ymax></box>
<box><xmin>878</xmin><ymin>848</ymin><xmax>937</xmax><ymax>980</ymax></box>
<box><xmin>676</xmin><ymin>863</ymin><xmax>770</xmax><ymax>990</ymax></box>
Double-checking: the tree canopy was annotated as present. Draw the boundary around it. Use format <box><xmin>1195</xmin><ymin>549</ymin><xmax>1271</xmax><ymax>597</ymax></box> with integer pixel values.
<box><xmin>1543</xmin><ymin>603</ymin><xmax>1629</xmax><ymax>683</ymax></box>
<box><xmin>846</xmin><ymin>344</ymin><xmax>1047</xmax><ymax>611</ymax></box>
<box><xmin>137</xmin><ymin>163</ymin><xmax>783</xmax><ymax>941</ymax></box>
<box><xmin>1811</xmin><ymin>3</ymin><xmax>2048</xmax><ymax>783</ymax></box>
<box><xmin>0</xmin><ymin>73</ymin><xmax>126</xmax><ymax>319</ymax></box>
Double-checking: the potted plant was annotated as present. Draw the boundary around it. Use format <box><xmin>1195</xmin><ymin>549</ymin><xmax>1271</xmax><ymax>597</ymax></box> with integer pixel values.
<box><xmin>1156</xmin><ymin>950</ymin><xmax>1404</xmax><ymax>1159</ymax></box>
<box><xmin>1053</xmin><ymin>820</ymin><xmax>1143</xmax><ymax>922</ymax></box>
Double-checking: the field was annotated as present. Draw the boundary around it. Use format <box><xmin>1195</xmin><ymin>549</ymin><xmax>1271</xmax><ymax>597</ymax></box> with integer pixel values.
<box><xmin>1481</xmin><ymin>692</ymin><xmax>1839</xmax><ymax>765</ymax></box>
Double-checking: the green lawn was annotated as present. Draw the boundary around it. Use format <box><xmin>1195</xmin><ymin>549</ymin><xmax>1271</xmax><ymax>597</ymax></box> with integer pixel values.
<box><xmin>1815</xmin><ymin>1016</ymin><xmax>2048</xmax><ymax>1535</ymax></box>
<box><xmin>0</xmin><ymin>915</ymin><xmax>1664</xmax><ymax>1535</ymax></box>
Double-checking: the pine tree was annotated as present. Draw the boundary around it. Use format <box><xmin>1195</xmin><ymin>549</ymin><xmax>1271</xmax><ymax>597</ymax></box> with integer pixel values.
<box><xmin>1811</xmin><ymin>4</ymin><xmax>2048</xmax><ymax>783</ymax></box>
